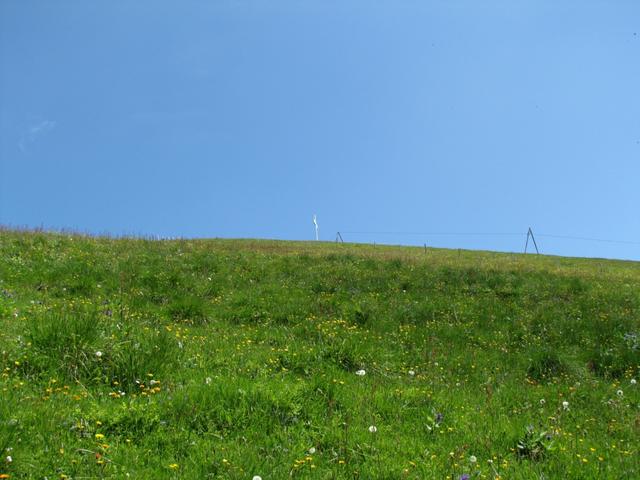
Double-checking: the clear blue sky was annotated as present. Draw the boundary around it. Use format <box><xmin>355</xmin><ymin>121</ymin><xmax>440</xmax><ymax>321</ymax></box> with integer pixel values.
<box><xmin>1</xmin><ymin>0</ymin><xmax>639</xmax><ymax>260</ymax></box>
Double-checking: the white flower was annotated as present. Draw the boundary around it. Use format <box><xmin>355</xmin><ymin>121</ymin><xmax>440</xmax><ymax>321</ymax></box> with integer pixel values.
<box><xmin>252</xmin><ymin>476</ymin><xmax>262</xmax><ymax>480</ymax></box>
<box><xmin>469</xmin><ymin>455</ymin><xmax>477</xmax><ymax>464</ymax></box>
<box><xmin>308</xmin><ymin>447</ymin><xmax>316</xmax><ymax>454</ymax></box>
<box><xmin>6</xmin><ymin>455</ymin><xmax>12</xmax><ymax>463</ymax></box>
<box><xmin>539</xmin><ymin>399</ymin><xmax>546</xmax><ymax>405</ymax></box>
<box><xmin>95</xmin><ymin>351</ymin><xmax>103</xmax><ymax>358</ymax></box>
<box><xmin>631</xmin><ymin>378</ymin><xmax>637</xmax><ymax>385</ymax></box>
<box><xmin>368</xmin><ymin>425</ymin><xmax>377</xmax><ymax>433</ymax></box>
<box><xmin>355</xmin><ymin>369</ymin><xmax>366</xmax><ymax>377</ymax></box>
<box><xmin>205</xmin><ymin>377</ymin><xmax>212</xmax><ymax>385</ymax></box>
<box><xmin>562</xmin><ymin>401</ymin><xmax>569</xmax><ymax>410</ymax></box>
<box><xmin>616</xmin><ymin>389</ymin><xmax>624</xmax><ymax>397</ymax></box>
<box><xmin>408</xmin><ymin>370</ymin><xmax>416</xmax><ymax>376</ymax></box>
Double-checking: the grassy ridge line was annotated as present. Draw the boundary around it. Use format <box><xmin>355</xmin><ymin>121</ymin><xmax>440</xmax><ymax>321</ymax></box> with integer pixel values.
<box><xmin>3</xmin><ymin>227</ymin><xmax>640</xmax><ymax>277</ymax></box>
<box><xmin>0</xmin><ymin>229</ymin><xmax>639</xmax><ymax>479</ymax></box>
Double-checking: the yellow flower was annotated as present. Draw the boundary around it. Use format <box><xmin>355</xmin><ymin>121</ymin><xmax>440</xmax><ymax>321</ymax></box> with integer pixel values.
<box><xmin>95</xmin><ymin>433</ymin><xmax>105</xmax><ymax>440</ymax></box>
<box><xmin>168</xmin><ymin>463</ymin><xmax>179</xmax><ymax>469</ymax></box>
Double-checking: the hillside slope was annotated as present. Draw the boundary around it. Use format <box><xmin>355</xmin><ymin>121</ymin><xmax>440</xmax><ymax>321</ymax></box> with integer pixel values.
<box><xmin>1</xmin><ymin>230</ymin><xmax>639</xmax><ymax>479</ymax></box>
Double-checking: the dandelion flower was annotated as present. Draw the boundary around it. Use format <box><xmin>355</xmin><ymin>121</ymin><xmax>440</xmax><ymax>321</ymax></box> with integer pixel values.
<box><xmin>616</xmin><ymin>389</ymin><xmax>623</xmax><ymax>397</ymax></box>
<box><xmin>562</xmin><ymin>401</ymin><xmax>569</xmax><ymax>410</ymax></box>
<box><xmin>469</xmin><ymin>455</ymin><xmax>477</xmax><ymax>464</ymax></box>
<box><xmin>95</xmin><ymin>351</ymin><xmax>103</xmax><ymax>358</ymax></box>
<box><xmin>168</xmin><ymin>463</ymin><xmax>179</xmax><ymax>469</ymax></box>
<box><xmin>95</xmin><ymin>434</ymin><xmax>105</xmax><ymax>440</ymax></box>
<box><xmin>355</xmin><ymin>369</ymin><xmax>366</xmax><ymax>377</ymax></box>
<box><xmin>368</xmin><ymin>425</ymin><xmax>377</xmax><ymax>433</ymax></box>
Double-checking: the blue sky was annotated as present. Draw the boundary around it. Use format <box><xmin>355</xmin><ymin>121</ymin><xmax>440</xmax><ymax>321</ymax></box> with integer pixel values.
<box><xmin>1</xmin><ymin>0</ymin><xmax>639</xmax><ymax>260</ymax></box>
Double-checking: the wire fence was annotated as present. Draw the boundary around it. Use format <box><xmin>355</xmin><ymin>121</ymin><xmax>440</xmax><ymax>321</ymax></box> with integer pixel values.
<box><xmin>340</xmin><ymin>231</ymin><xmax>640</xmax><ymax>245</ymax></box>
<box><xmin>335</xmin><ymin>229</ymin><xmax>640</xmax><ymax>257</ymax></box>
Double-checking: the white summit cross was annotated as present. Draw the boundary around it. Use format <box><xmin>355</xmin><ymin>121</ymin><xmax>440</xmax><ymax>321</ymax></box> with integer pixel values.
<box><xmin>313</xmin><ymin>214</ymin><xmax>319</xmax><ymax>241</ymax></box>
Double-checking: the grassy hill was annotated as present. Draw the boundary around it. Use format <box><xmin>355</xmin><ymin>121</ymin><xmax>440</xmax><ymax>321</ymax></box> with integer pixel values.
<box><xmin>0</xmin><ymin>229</ymin><xmax>638</xmax><ymax>479</ymax></box>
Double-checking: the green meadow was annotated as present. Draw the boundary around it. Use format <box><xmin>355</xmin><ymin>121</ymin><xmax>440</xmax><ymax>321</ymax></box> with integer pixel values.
<box><xmin>0</xmin><ymin>229</ymin><xmax>638</xmax><ymax>479</ymax></box>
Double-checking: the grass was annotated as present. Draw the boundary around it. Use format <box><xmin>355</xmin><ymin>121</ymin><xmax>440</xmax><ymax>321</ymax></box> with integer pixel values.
<box><xmin>0</xmin><ymin>228</ymin><xmax>639</xmax><ymax>479</ymax></box>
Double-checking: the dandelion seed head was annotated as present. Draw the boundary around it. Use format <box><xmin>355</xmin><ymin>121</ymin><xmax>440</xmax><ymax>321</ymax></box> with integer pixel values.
<box><xmin>5</xmin><ymin>455</ymin><xmax>12</xmax><ymax>463</ymax></box>
<box><xmin>95</xmin><ymin>351</ymin><xmax>103</xmax><ymax>358</ymax></box>
<box><xmin>631</xmin><ymin>378</ymin><xmax>637</xmax><ymax>385</ymax></box>
<box><xmin>469</xmin><ymin>455</ymin><xmax>477</xmax><ymax>464</ymax></box>
<box><xmin>408</xmin><ymin>370</ymin><xmax>415</xmax><ymax>376</ymax></box>
<box><xmin>540</xmin><ymin>398</ymin><xmax>546</xmax><ymax>405</ymax></box>
<box><xmin>616</xmin><ymin>389</ymin><xmax>623</xmax><ymax>397</ymax></box>
<box><xmin>252</xmin><ymin>476</ymin><xmax>262</xmax><ymax>480</ymax></box>
<box><xmin>368</xmin><ymin>425</ymin><xmax>377</xmax><ymax>433</ymax></box>
<box><xmin>308</xmin><ymin>447</ymin><xmax>316</xmax><ymax>454</ymax></box>
<box><xmin>562</xmin><ymin>401</ymin><xmax>569</xmax><ymax>410</ymax></box>
<box><xmin>355</xmin><ymin>369</ymin><xmax>366</xmax><ymax>376</ymax></box>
